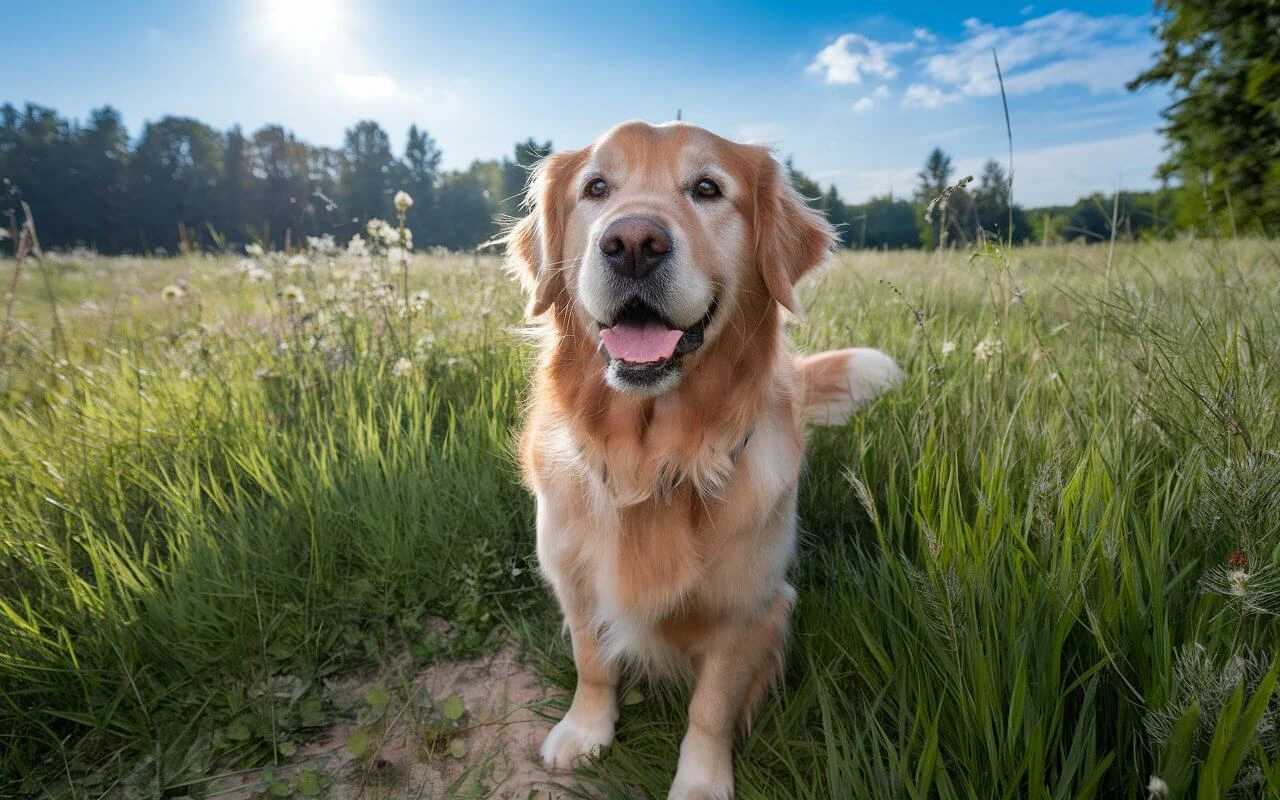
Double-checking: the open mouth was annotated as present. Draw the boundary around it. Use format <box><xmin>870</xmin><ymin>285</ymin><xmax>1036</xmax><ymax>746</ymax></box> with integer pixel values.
<box><xmin>597</xmin><ymin>299</ymin><xmax>716</xmax><ymax>367</ymax></box>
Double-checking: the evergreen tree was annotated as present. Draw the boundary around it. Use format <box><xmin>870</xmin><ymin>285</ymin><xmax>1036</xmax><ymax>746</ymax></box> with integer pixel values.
<box><xmin>339</xmin><ymin>120</ymin><xmax>401</xmax><ymax>233</ymax></box>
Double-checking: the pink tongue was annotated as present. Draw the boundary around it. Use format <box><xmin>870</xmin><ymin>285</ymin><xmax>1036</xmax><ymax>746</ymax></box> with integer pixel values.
<box><xmin>600</xmin><ymin>321</ymin><xmax>684</xmax><ymax>363</ymax></box>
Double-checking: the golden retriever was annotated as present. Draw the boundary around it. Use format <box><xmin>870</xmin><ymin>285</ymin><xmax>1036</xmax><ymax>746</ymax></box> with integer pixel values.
<box><xmin>505</xmin><ymin>120</ymin><xmax>901</xmax><ymax>799</ymax></box>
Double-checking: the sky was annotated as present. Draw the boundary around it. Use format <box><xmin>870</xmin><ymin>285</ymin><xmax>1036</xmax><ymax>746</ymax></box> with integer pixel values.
<box><xmin>7</xmin><ymin>0</ymin><xmax>1171</xmax><ymax>207</ymax></box>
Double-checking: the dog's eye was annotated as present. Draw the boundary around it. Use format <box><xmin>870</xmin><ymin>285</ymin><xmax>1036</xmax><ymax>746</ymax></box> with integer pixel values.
<box><xmin>584</xmin><ymin>178</ymin><xmax>608</xmax><ymax>198</ymax></box>
<box><xmin>694</xmin><ymin>178</ymin><xmax>721</xmax><ymax>199</ymax></box>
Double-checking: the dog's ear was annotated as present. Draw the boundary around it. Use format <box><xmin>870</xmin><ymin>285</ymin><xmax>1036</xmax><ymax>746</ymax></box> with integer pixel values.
<box><xmin>754</xmin><ymin>153</ymin><xmax>837</xmax><ymax>315</ymax></box>
<box><xmin>505</xmin><ymin>149</ymin><xmax>587</xmax><ymax>318</ymax></box>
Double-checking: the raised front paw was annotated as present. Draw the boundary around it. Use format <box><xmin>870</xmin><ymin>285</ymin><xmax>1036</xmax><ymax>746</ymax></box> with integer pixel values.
<box><xmin>539</xmin><ymin>710</ymin><xmax>615</xmax><ymax>770</ymax></box>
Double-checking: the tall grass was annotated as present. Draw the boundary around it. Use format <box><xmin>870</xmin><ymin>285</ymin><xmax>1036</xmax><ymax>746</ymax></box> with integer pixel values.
<box><xmin>2</xmin><ymin>235</ymin><xmax>1279</xmax><ymax>797</ymax></box>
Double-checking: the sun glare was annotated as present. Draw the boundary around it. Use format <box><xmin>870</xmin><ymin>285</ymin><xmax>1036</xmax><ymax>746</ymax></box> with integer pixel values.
<box><xmin>258</xmin><ymin>0</ymin><xmax>344</xmax><ymax>49</ymax></box>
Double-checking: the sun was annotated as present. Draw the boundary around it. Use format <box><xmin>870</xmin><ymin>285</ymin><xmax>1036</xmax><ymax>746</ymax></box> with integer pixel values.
<box><xmin>257</xmin><ymin>0</ymin><xmax>344</xmax><ymax>50</ymax></box>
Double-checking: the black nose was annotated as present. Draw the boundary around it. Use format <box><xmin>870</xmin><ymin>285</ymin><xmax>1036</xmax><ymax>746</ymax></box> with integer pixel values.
<box><xmin>599</xmin><ymin>216</ymin><xmax>672</xmax><ymax>280</ymax></box>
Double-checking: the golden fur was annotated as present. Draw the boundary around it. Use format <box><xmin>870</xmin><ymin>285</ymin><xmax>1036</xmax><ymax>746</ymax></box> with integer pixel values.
<box><xmin>506</xmin><ymin>121</ymin><xmax>901</xmax><ymax>799</ymax></box>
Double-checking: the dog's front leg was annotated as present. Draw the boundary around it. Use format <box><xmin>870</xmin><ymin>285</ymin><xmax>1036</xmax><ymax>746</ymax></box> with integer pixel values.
<box><xmin>668</xmin><ymin>589</ymin><xmax>792</xmax><ymax>800</ymax></box>
<box><xmin>541</xmin><ymin>605</ymin><xmax>620</xmax><ymax>769</ymax></box>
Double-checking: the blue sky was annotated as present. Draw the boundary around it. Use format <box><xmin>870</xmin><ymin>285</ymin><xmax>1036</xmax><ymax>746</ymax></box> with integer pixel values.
<box><xmin>8</xmin><ymin>0</ymin><xmax>1170</xmax><ymax>206</ymax></box>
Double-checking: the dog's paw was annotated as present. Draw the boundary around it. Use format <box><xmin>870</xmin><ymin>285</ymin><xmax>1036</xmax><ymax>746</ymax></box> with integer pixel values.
<box><xmin>668</xmin><ymin>751</ymin><xmax>734</xmax><ymax>800</ymax></box>
<box><xmin>668</xmin><ymin>774</ymin><xmax>734</xmax><ymax>800</ymax></box>
<box><xmin>539</xmin><ymin>711</ymin><xmax>615</xmax><ymax>770</ymax></box>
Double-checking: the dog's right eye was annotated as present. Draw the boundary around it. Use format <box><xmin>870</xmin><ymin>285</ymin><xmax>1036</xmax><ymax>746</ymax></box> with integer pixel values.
<box><xmin>584</xmin><ymin>178</ymin><xmax>608</xmax><ymax>199</ymax></box>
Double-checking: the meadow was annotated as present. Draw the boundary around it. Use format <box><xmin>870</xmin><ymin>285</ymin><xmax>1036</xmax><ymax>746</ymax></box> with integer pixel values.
<box><xmin>2</xmin><ymin>227</ymin><xmax>1279</xmax><ymax>798</ymax></box>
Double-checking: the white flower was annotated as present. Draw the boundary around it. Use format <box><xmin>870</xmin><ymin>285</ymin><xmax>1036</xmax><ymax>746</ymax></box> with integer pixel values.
<box><xmin>394</xmin><ymin>190</ymin><xmax>414</xmax><ymax>213</ymax></box>
<box><xmin>280</xmin><ymin>285</ymin><xmax>306</xmax><ymax>305</ymax></box>
<box><xmin>161</xmin><ymin>284</ymin><xmax>186</xmax><ymax>301</ymax></box>
<box><xmin>287</xmin><ymin>254</ymin><xmax>309</xmax><ymax>268</ymax></box>
<box><xmin>306</xmin><ymin>234</ymin><xmax>337</xmax><ymax>255</ymax></box>
<box><xmin>391</xmin><ymin>357</ymin><xmax>414</xmax><ymax>377</ymax></box>
<box><xmin>1228</xmin><ymin>569</ymin><xmax>1250</xmax><ymax>597</ymax></box>
<box><xmin>237</xmin><ymin>258</ymin><xmax>257</xmax><ymax>274</ymax></box>
<box><xmin>973</xmin><ymin>337</ymin><xmax>1002</xmax><ymax>362</ymax></box>
<box><xmin>346</xmin><ymin>234</ymin><xmax>368</xmax><ymax>257</ymax></box>
<box><xmin>245</xmin><ymin>243</ymin><xmax>265</xmax><ymax>258</ymax></box>
<box><xmin>1146</xmin><ymin>776</ymin><xmax>1168</xmax><ymax>798</ymax></box>
<box><xmin>940</xmin><ymin>340</ymin><xmax>956</xmax><ymax>357</ymax></box>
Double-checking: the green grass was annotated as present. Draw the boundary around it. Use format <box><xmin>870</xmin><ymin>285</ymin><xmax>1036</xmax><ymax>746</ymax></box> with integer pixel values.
<box><xmin>2</xmin><ymin>236</ymin><xmax>1279</xmax><ymax>798</ymax></box>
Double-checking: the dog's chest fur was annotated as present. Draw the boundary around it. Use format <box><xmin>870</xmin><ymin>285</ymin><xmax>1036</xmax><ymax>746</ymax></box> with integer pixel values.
<box><xmin>528</xmin><ymin>390</ymin><xmax>804</xmax><ymax>666</ymax></box>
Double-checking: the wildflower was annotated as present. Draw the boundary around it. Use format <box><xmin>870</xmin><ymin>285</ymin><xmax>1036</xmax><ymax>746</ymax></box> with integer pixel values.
<box><xmin>346</xmin><ymin>234</ymin><xmax>368</xmax><ymax>257</ymax></box>
<box><xmin>161</xmin><ymin>284</ymin><xmax>186</xmax><ymax>301</ymax></box>
<box><xmin>973</xmin><ymin>337</ymin><xmax>1001</xmax><ymax>361</ymax></box>
<box><xmin>1227</xmin><ymin>569</ymin><xmax>1250</xmax><ymax>597</ymax></box>
<box><xmin>306</xmin><ymin>234</ymin><xmax>337</xmax><ymax>255</ymax></box>
<box><xmin>287</xmin><ymin>254</ymin><xmax>309</xmax><ymax>268</ymax></box>
<box><xmin>247</xmin><ymin>267</ymin><xmax>271</xmax><ymax>283</ymax></box>
<box><xmin>392</xmin><ymin>357</ymin><xmax>413</xmax><ymax>377</ymax></box>
<box><xmin>394</xmin><ymin>190</ymin><xmax>414</xmax><ymax>213</ymax></box>
<box><xmin>366</xmin><ymin>218</ymin><xmax>392</xmax><ymax>243</ymax></box>
<box><xmin>940</xmin><ymin>340</ymin><xmax>956</xmax><ymax>357</ymax></box>
<box><xmin>280</xmin><ymin>285</ymin><xmax>306</xmax><ymax>305</ymax></box>
<box><xmin>1147</xmin><ymin>776</ymin><xmax>1168</xmax><ymax>798</ymax></box>
<box><xmin>237</xmin><ymin>258</ymin><xmax>257</xmax><ymax>274</ymax></box>
<box><xmin>245</xmin><ymin>243</ymin><xmax>265</xmax><ymax>258</ymax></box>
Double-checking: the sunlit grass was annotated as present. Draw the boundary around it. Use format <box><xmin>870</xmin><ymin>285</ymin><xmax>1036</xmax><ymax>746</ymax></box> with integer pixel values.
<box><xmin>2</xmin><ymin>235</ymin><xmax>1279</xmax><ymax>797</ymax></box>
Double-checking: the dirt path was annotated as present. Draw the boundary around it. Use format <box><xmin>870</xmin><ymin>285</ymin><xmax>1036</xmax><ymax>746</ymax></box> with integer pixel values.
<box><xmin>208</xmin><ymin>640</ymin><xmax>576</xmax><ymax>799</ymax></box>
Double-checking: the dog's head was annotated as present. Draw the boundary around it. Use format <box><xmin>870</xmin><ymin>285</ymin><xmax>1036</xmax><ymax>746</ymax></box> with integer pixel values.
<box><xmin>507</xmin><ymin>121</ymin><xmax>834</xmax><ymax>397</ymax></box>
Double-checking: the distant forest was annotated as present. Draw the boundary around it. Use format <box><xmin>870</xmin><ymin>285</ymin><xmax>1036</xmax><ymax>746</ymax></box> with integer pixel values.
<box><xmin>1</xmin><ymin>102</ymin><xmax>1181</xmax><ymax>255</ymax></box>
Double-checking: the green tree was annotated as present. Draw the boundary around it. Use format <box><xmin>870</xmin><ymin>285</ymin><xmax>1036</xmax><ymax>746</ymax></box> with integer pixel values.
<box><xmin>403</xmin><ymin>125</ymin><xmax>443</xmax><ymax>241</ymax></box>
<box><xmin>339</xmin><ymin>120</ymin><xmax>402</xmax><ymax>234</ymax></box>
<box><xmin>500</xmin><ymin>138</ymin><xmax>552</xmax><ymax>221</ymax></box>
<box><xmin>130</xmin><ymin>116</ymin><xmax>225</xmax><ymax>253</ymax></box>
<box><xmin>218</xmin><ymin>126</ymin><xmax>251</xmax><ymax>247</ymax></box>
<box><xmin>972</xmin><ymin>159</ymin><xmax>1027</xmax><ymax>244</ymax></box>
<box><xmin>1129</xmin><ymin>0</ymin><xmax>1280</xmax><ymax>232</ymax></box>
<box><xmin>249</xmin><ymin>125</ymin><xmax>312</xmax><ymax>246</ymax></box>
<box><xmin>915</xmin><ymin>147</ymin><xmax>954</xmax><ymax>249</ymax></box>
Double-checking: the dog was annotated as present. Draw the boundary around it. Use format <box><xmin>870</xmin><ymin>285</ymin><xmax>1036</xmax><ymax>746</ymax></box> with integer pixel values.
<box><xmin>505</xmin><ymin>120</ymin><xmax>902</xmax><ymax>799</ymax></box>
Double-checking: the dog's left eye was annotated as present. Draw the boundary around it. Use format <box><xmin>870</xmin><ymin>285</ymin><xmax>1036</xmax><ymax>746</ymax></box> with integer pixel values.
<box><xmin>694</xmin><ymin>178</ymin><xmax>721</xmax><ymax>199</ymax></box>
<box><xmin>584</xmin><ymin>178</ymin><xmax>608</xmax><ymax>198</ymax></box>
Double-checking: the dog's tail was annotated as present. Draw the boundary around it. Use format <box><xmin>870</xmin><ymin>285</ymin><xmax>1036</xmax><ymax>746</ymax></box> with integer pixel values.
<box><xmin>796</xmin><ymin>348</ymin><xmax>904</xmax><ymax>425</ymax></box>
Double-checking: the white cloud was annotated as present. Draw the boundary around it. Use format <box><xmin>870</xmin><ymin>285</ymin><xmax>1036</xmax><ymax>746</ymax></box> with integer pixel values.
<box><xmin>852</xmin><ymin>85</ymin><xmax>893</xmax><ymax>112</ymax></box>
<box><xmin>808</xmin><ymin>33</ymin><xmax>915</xmax><ymax>85</ymax></box>
<box><xmin>903</xmin><ymin>84</ymin><xmax>959</xmax><ymax>109</ymax></box>
<box><xmin>915</xmin><ymin>11</ymin><xmax>1153</xmax><ymax>102</ymax></box>
<box><xmin>735</xmin><ymin>122</ymin><xmax>785</xmax><ymax>144</ymax></box>
<box><xmin>913</xmin><ymin>28</ymin><xmax>937</xmax><ymax>43</ymax></box>
<box><xmin>334</xmin><ymin>73</ymin><xmax>398</xmax><ymax>101</ymax></box>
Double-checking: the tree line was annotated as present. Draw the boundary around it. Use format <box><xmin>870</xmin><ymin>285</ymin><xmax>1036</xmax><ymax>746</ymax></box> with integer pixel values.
<box><xmin>1</xmin><ymin>101</ymin><xmax>1186</xmax><ymax>256</ymax></box>
<box><xmin>0</xmin><ymin>103</ymin><xmax>551</xmax><ymax>255</ymax></box>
